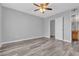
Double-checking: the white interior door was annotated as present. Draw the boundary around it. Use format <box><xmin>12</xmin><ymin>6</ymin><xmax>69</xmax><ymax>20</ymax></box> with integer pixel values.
<box><xmin>64</xmin><ymin>15</ymin><xmax>71</xmax><ymax>42</ymax></box>
<box><xmin>55</xmin><ymin>17</ymin><xmax>63</xmax><ymax>40</ymax></box>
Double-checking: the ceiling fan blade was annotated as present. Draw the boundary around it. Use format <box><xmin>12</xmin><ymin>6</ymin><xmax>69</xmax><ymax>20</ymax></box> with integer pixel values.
<box><xmin>34</xmin><ymin>9</ymin><xmax>39</xmax><ymax>11</ymax></box>
<box><xmin>46</xmin><ymin>8</ymin><xmax>52</xmax><ymax>10</ymax></box>
<box><xmin>33</xmin><ymin>3</ymin><xmax>40</xmax><ymax>7</ymax></box>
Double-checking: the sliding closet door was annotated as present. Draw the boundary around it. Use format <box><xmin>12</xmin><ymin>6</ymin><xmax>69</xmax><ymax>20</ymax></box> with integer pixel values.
<box><xmin>55</xmin><ymin>17</ymin><xmax>63</xmax><ymax>40</ymax></box>
<box><xmin>64</xmin><ymin>15</ymin><xmax>71</xmax><ymax>42</ymax></box>
<box><xmin>0</xmin><ymin>5</ymin><xmax>2</xmax><ymax>47</ymax></box>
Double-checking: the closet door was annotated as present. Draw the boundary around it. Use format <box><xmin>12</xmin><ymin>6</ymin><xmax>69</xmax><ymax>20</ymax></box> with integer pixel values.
<box><xmin>0</xmin><ymin>5</ymin><xmax>2</xmax><ymax>47</ymax></box>
<box><xmin>64</xmin><ymin>15</ymin><xmax>71</xmax><ymax>42</ymax></box>
<box><xmin>55</xmin><ymin>17</ymin><xmax>63</xmax><ymax>40</ymax></box>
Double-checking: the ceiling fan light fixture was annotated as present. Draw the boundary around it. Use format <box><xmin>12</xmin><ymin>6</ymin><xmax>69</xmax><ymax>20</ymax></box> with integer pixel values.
<box><xmin>39</xmin><ymin>8</ymin><xmax>46</xmax><ymax>13</ymax></box>
<box><xmin>33</xmin><ymin>3</ymin><xmax>52</xmax><ymax>13</ymax></box>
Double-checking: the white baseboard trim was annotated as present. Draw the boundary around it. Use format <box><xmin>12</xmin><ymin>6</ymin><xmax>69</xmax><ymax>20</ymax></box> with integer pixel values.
<box><xmin>44</xmin><ymin>35</ymin><xmax>50</xmax><ymax>38</ymax></box>
<box><xmin>63</xmin><ymin>40</ymin><xmax>71</xmax><ymax>43</ymax></box>
<box><xmin>2</xmin><ymin>36</ymin><xmax>46</xmax><ymax>45</ymax></box>
<box><xmin>1</xmin><ymin>36</ymin><xmax>71</xmax><ymax>46</ymax></box>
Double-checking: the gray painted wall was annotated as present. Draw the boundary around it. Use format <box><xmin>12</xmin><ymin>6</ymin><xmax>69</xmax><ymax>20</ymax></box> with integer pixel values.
<box><xmin>2</xmin><ymin>7</ymin><xmax>44</xmax><ymax>43</ymax></box>
<box><xmin>43</xmin><ymin>18</ymin><xmax>50</xmax><ymax>38</ymax></box>
<box><xmin>0</xmin><ymin>4</ymin><xmax>2</xmax><ymax>46</ymax></box>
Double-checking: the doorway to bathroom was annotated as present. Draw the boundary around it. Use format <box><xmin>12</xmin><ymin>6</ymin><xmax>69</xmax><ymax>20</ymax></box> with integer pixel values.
<box><xmin>50</xmin><ymin>20</ymin><xmax>55</xmax><ymax>38</ymax></box>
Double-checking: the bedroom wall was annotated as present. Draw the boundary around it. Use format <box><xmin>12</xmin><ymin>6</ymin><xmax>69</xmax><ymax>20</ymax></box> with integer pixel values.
<box><xmin>0</xmin><ymin>4</ymin><xmax>2</xmax><ymax>47</ymax></box>
<box><xmin>2</xmin><ymin>7</ymin><xmax>45</xmax><ymax>43</ymax></box>
<box><xmin>43</xmin><ymin>18</ymin><xmax>50</xmax><ymax>38</ymax></box>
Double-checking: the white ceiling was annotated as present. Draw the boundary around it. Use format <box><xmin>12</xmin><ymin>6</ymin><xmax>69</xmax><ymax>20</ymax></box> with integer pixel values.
<box><xmin>1</xmin><ymin>3</ymin><xmax>79</xmax><ymax>18</ymax></box>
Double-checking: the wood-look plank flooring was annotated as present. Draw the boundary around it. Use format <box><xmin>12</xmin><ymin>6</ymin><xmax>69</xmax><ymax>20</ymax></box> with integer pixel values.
<box><xmin>0</xmin><ymin>37</ymin><xmax>79</xmax><ymax>56</ymax></box>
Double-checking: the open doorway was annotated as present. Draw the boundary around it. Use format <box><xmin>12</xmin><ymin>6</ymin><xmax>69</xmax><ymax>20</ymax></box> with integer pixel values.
<box><xmin>50</xmin><ymin>20</ymin><xmax>55</xmax><ymax>38</ymax></box>
<box><xmin>72</xmin><ymin>15</ymin><xmax>79</xmax><ymax>42</ymax></box>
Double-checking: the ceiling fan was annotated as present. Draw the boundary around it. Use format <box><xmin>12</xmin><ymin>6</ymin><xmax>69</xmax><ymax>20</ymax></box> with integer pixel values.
<box><xmin>33</xmin><ymin>3</ymin><xmax>52</xmax><ymax>13</ymax></box>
